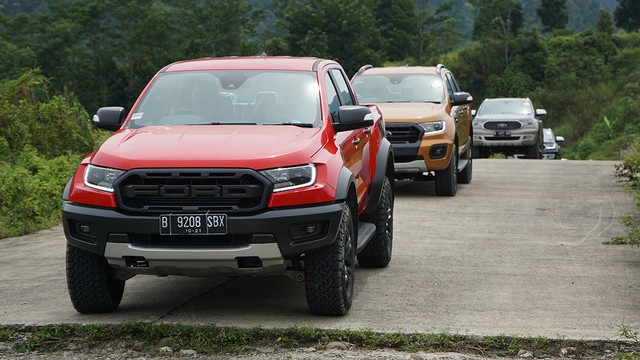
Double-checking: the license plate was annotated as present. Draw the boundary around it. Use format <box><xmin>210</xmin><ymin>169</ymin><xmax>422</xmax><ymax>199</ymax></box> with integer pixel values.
<box><xmin>494</xmin><ymin>130</ymin><xmax>511</xmax><ymax>136</ymax></box>
<box><xmin>159</xmin><ymin>214</ymin><xmax>227</xmax><ymax>235</ymax></box>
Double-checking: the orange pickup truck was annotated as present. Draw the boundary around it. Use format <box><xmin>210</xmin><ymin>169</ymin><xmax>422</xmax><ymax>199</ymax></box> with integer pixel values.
<box><xmin>352</xmin><ymin>65</ymin><xmax>473</xmax><ymax>196</ymax></box>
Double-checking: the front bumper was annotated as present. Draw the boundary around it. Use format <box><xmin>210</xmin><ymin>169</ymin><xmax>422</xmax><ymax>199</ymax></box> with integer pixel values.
<box><xmin>473</xmin><ymin>129</ymin><xmax>538</xmax><ymax>147</ymax></box>
<box><xmin>387</xmin><ymin>123</ymin><xmax>453</xmax><ymax>174</ymax></box>
<box><xmin>63</xmin><ymin>201</ymin><xmax>344</xmax><ymax>276</ymax></box>
<box><xmin>543</xmin><ymin>150</ymin><xmax>560</xmax><ymax>159</ymax></box>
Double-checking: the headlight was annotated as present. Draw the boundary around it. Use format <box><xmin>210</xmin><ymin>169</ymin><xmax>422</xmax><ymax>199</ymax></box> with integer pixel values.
<box><xmin>419</xmin><ymin>121</ymin><xmax>446</xmax><ymax>134</ymax></box>
<box><xmin>473</xmin><ymin>121</ymin><xmax>482</xmax><ymax>128</ymax></box>
<box><xmin>84</xmin><ymin>165</ymin><xmax>125</xmax><ymax>192</ymax></box>
<box><xmin>261</xmin><ymin>164</ymin><xmax>316</xmax><ymax>192</ymax></box>
<box><xmin>521</xmin><ymin>119</ymin><xmax>534</xmax><ymax>127</ymax></box>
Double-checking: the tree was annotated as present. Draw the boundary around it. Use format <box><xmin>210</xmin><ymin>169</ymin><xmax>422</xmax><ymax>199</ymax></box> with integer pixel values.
<box><xmin>537</xmin><ymin>0</ymin><xmax>568</xmax><ymax>33</ymax></box>
<box><xmin>615</xmin><ymin>0</ymin><xmax>640</xmax><ymax>32</ymax></box>
<box><xmin>414</xmin><ymin>0</ymin><xmax>463</xmax><ymax>63</ymax></box>
<box><xmin>182</xmin><ymin>0</ymin><xmax>258</xmax><ymax>58</ymax></box>
<box><xmin>595</xmin><ymin>9</ymin><xmax>615</xmax><ymax>34</ymax></box>
<box><xmin>3</xmin><ymin>0</ymin><xmax>125</xmax><ymax>111</ymax></box>
<box><xmin>470</xmin><ymin>0</ymin><xmax>524</xmax><ymax>41</ymax></box>
<box><xmin>0</xmin><ymin>0</ymin><xmax>48</xmax><ymax>17</ymax></box>
<box><xmin>275</xmin><ymin>0</ymin><xmax>382</xmax><ymax>74</ymax></box>
<box><xmin>470</xmin><ymin>0</ymin><xmax>524</xmax><ymax>67</ymax></box>
<box><xmin>0</xmin><ymin>38</ymin><xmax>36</xmax><ymax>81</ymax></box>
<box><xmin>375</xmin><ymin>0</ymin><xmax>417</xmax><ymax>61</ymax></box>
<box><xmin>568</xmin><ymin>0</ymin><xmax>601</xmax><ymax>32</ymax></box>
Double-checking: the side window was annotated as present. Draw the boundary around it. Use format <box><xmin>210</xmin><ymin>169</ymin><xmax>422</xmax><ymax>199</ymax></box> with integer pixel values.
<box><xmin>445</xmin><ymin>73</ymin><xmax>457</xmax><ymax>102</ymax></box>
<box><xmin>324</xmin><ymin>73</ymin><xmax>341</xmax><ymax>122</ymax></box>
<box><xmin>446</xmin><ymin>73</ymin><xmax>461</xmax><ymax>92</ymax></box>
<box><xmin>329</xmin><ymin>69</ymin><xmax>355</xmax><ymax>106</ymax></box>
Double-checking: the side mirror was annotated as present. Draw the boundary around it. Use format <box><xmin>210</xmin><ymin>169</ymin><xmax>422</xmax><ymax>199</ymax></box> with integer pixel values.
<box><xmin>333</xmin><ymin>105</ymin><xmax>374</xmax><ymax>132</ymax></box>
<box><xmin>471</xmin><ymin>109</ymin><xmax>477</xmax><ymax>117</ymax></box>
<box><xmin>452</xmin><ymin>92</ymin><xmax>473</xmax><ymax>106</ymax></box>
<box><xmin>535</xmin><ymin>109</ymin><xmax>547</xmax><ymax>116</ymax></box>
<box><xmin>93</xmin><ymin>107</ymin><xmax>125</xmax><ymax>131</ymax></box>
<box><xmin>555</xmin><ymin>136</ymin><xmax>565</xmax><ymax>144</ymax></box>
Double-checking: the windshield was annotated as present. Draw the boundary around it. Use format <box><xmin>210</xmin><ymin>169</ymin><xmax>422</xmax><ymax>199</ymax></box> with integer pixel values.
<box><xmin>352</xmin><ymin>74</ymin><xmax>443</xmax><ymax>103</ymax></box>
<box><xmin>128</xmin><ymin>70</ymin><xmax>321</xmax><ymax>128</ymax></box>
<box><xmin>543</xmin><ymin>129</ymin><xmax>555</xmax><ymax>143</ymax></box>
<box><xmin>477</xmin><ymin>99</ymin><xmax>532</xmax><ymax>116</ymax></box>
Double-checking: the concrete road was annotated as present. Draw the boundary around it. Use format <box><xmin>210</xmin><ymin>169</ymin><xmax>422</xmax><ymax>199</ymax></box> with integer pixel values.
<box><xmin>1</xmin><ymin>159</ymin><xmax>638</xmax><ymax>340</ymax></box>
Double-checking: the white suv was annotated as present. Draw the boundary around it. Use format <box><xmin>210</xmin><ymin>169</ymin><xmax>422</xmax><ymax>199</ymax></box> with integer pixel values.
<box><xmin>471</xmin><ymin>98</ymin><xmax>546</xmax><ymax>159</ymax></box>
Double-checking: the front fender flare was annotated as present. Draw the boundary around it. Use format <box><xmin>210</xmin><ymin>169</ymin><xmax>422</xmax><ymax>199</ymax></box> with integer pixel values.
<box><xmin>363</xmin><ymin>138</ymin><xmax>394</xmax><ymax>216</ymax></box>
<box><xmin>334</xmin><ymin>166</ymin><xmax>355</xmax><ymax>202</ymax></box>
<box><xmin>63</xmin><ymin>177</ymin><xmax>72</xmax><ymax>201</ymax></box>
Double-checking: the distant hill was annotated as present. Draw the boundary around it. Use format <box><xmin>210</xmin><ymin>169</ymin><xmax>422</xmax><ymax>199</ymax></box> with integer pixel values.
<box><xmin>0</xmin><ymin>0</ymin><xmax>622</xmax><ymax>38</ymax></box>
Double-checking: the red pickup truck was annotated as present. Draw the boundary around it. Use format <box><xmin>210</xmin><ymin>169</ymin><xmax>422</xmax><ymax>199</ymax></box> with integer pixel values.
<box><xmin>63</xmin><ymin>56</ymin><xmax>395</xmax><ymax>316</ymax></box>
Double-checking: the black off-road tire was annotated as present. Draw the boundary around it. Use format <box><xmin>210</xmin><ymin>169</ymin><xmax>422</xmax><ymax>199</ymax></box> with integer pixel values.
<box><xmin>527</xmin><ymin>144</ymin><xmax>541</xmax><ymax>159</ymax></box>
<box><xmin>458</xmin><ymin>143</ymin><xmax>473</xmax><ymax>184</ymax></box>
<box><xmin>66</xmin><ymin>244</ymin><xmax>124</xmax><ymax>314</ymax></box>
<box><xmin>435</xmin><ymin>144</ymin><xmax>458</xmax><ymax>196</ymax></box>
<box><xmin>305</xmin><ymin>205</ymin><xmax>355</xmax><ymax>316</ymax></box>
<box><xmin>472</xmin><ymin>145</ymin><xmax>480</xmax><ymax>159</ymax></box>
<box><xmin>357</xmin><ymin>176</ymin><xmax>393</xmax><ymax>268</ymax></box>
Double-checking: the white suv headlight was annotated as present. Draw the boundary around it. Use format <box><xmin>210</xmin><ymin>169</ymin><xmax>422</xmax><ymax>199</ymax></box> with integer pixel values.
<box><xmin>261</xmin><ymin>164</ymin><xmax>316</xmax><ymax>192</ymax></box>
<box><xmin>420</xmin><ymin>121</ymin><xmax>446</xmax><ymax>135</ymax></box>
<box><xmin>84</xmin><ymin>165</ymin><xmax>125</xmax><ymax>192</ymax></box>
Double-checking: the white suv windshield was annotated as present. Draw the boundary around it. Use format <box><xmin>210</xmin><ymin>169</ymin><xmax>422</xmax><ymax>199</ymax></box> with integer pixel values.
<box><xmin>128</xmin><ymin>70</ymin><xmax>321</xmax><ymax>128</ymax></box>
<box><xmin>352</xmin><ymin>74</ymin><xmax>443</xmax><ymax>103</ymax></box>
<box><xmin>477</xmin><ymin>99</ymin><xmax>532</xmax><ymax>116</ymax></box>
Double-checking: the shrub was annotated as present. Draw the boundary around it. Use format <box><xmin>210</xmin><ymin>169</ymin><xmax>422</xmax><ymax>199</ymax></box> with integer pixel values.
<box><xmin>0</xmin><ymin>70</ymin><xmax>101</xmax><ymax>239</ymax></box>
<box><xmin>612</xmin><ymin>138</ymin><xmax>640</xmax><ymax>246</ymax></box>
<box><xmin>0</xmin><ymin>71</ymin><xmax>100</xmax><ymax>159</ymax></box>
<box><xmin>0</xmin><ymin>147</ymin><xmax>82</xmax><ymax>238</ymax></box>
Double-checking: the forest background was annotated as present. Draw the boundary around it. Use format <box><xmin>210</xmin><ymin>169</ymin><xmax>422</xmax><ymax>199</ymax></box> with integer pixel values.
<box><xmin>0</xmin><ymin>0</ymin><xmax>639</xmax><ymax>238</ymax></box>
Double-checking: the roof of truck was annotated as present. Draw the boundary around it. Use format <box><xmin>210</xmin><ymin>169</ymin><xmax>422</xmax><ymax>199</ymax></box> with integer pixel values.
<box><xmin>162</xmin><ymin>56</ymin><xmax>333</xmax><ymax>72</ymax></box>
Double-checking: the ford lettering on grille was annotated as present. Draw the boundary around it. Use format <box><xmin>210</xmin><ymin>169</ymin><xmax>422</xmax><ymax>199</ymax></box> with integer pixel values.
<box><xmin>123</xmin><ymin>184</ymin><xmax>259</xmax><ymax>199</ymax></box>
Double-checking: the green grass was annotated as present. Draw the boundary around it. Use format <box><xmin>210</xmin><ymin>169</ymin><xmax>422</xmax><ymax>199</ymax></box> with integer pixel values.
<box><xmin>0</xmin><ymin>322</ymin><xmax>638</xmax><ymax>358</ymax></box>
<box><xmin>488</xmin><ymin>153</ymin><xmax>507</xmax><ymax>159</ymax></box>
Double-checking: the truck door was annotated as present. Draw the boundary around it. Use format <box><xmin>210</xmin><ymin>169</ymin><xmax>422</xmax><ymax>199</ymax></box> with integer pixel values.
<box><xmin>325</xmin><ymin>69</ymin><xmax>371</xmax><ymax>212</ymax></box>
<box><xmin>445</xmin><ymin>72</ymin><xmax>471</xmax><ymax>153</ymax></box>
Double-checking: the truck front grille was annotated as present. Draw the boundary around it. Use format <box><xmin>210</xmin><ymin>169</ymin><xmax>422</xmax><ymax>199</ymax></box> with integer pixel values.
<box><xmin>483</xmin><ymin>121</ymin><xmax>523</xmax><ymax>130</ymax></box>
<box><xmin>115</xmin><ymin>169</ymin><xmax>271</xmax><ymax>213</ymax></box>
<box><xmin>386</xmin><ymin>124</ymin><xmax>423</xmax><ymax>144</ymax></box>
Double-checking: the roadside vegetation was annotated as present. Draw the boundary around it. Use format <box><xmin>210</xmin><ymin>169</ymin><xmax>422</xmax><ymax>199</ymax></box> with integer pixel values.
<box><xmin>0</xmin><ymin>71</ymin><xmax>106</xmax><ymax>238</ymax></box>
<box><xmin>0</xmin><ymin>322</ymin><xmax>638</xmax><ymax>359</ymax></box>
<box><xmin>611</xmin><ymin>139</ymin><xmax>640</xmax><ymax>246</ymax></box>
<box><xmin>0</xmin><ymin>0</ymin><xmax>638</xmax><ymax>240</ymax></box>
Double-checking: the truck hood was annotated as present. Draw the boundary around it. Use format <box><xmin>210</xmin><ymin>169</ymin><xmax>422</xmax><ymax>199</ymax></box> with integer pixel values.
<box><xmin>373</xmin><ymin>102</ymin><xmax>446</xmax><ymax>123</ymax></box>
<box><xmin>91</xmin><ymin>125</ymin><xmax>325</xmax><ymax>170</ymax></box>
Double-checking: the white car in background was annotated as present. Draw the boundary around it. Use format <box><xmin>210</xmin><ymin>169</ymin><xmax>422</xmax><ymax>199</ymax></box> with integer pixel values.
<box><xmin>542</xmin><ymin>128</ymin><xmax>565</xmax><ymax>159</ymax></box>
<box><xmin>472</xmin><ymin>98</ymin><xmax>546</xmax><ymax>159</ymax></box>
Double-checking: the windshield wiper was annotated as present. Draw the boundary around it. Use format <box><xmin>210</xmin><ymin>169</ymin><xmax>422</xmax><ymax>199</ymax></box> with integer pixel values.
<box><xmin>264</xmin><ymin>122</ymin><xmax>314</xmax><ymax>128</ymax></box>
